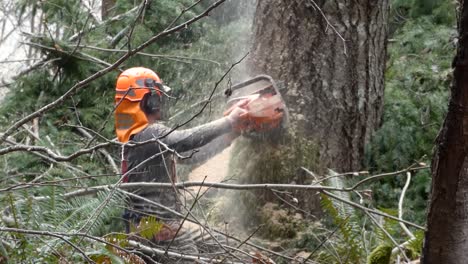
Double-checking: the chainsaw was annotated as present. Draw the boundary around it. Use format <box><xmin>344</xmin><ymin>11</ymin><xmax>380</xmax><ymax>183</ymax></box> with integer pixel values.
<box><xmin>223</xmin><ymin>75</ymin><xmax>288</xmax><ymax>134</ymax></box>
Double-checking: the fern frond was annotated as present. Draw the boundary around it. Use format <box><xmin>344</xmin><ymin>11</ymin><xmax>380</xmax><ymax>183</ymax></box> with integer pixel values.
<box><xmin>367</xmin><ymin>244</ymin><xmax>392</xmax><ymax>264</ymax></box>
<box><xmin>406</xmin><ymin>230</ymin><xmax>424</xmax><ymax>257</ymax></box>
<box><xmin>136</xmin><ymin>216</ymin><xmax>164</xmax><ymax>240</ymax></box>
<box><xmin>326</xmin><ymin>169</ymin><xmax>354</xmax><ymax>217</ymax></box>
<box><xmin>320</xmin><ymin>194</ymin><xmax>364</xmax><ymax>263</ymax></box>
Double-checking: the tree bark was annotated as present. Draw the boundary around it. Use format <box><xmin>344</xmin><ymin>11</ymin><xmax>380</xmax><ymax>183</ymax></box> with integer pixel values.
<box><xmin>422</xmin><ymin>1</ymin><xmax>468</xmax><ymax>262</ymax></box>
<box><xmin>225</xmin><ymin>0</ymin><xmax>389</xmax><ymax>223</ymax></box>
<box><xmin>249</xmin><ymin>0</ymin><xmax>389</xmax><ymax>172</ymax></box>
<box><xmin>101</xmin><ymin>0</ymin><xmax>116</xmax><ymax>19</ymax></box>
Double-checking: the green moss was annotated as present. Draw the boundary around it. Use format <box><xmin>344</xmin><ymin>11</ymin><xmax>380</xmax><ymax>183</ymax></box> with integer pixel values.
<box><xmin>223</xmin><ymin>131</ymin><xmax>322</xmax><ymax>231</ymax></box>
<box><xmin>259</xmin><ymin>203</ymin><xmax>303</xmax><ymax>239</ymax></box>
<box><xmin>229</xmin><ymin>132</ymin><xmax>321</xmax><ymax>185</ymax></box>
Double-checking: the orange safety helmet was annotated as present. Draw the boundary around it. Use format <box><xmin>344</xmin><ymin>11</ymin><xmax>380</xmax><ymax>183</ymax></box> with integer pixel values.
<box><xmin>115</xmin><ymin>67</ymin><xmax>166</xmax><ymax>142</ymax></box>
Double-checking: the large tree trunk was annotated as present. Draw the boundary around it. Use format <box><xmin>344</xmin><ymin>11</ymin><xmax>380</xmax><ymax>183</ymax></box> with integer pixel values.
<box><xmin>225</xmin><ymin>0</ymin><xmax>389</xmax><ymax>226</ymax></box>
<box><xmin>422</xmin><ymin>1</ymin><xmax>468</xmax><ymax>262</ymax></box>
<box><xmin>249</xmin><ymin>0</ymin><xmax>389</xmax><ymax>171</ymax></box>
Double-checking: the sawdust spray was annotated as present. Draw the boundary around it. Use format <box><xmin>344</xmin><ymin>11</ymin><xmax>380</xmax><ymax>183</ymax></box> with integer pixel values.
<box><xmin>180</xmin><ymin>0</ymin><xmax>259</xmax><ymax>237</ymax></box>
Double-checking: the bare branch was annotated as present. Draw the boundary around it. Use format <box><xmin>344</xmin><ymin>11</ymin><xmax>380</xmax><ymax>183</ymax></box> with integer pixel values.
<box><xmin>399</xmin><ymin>172</ymin><xmax>415</xmax><ymax>239</ymax></box>
<box><xmin>0</xmin><ymin>141</ymin><xmax>115</xmax><ymax>161</ymax></box>
<box><xmin>22</xmin><ymin>41</ymin><xmax>112</xmax><ymax>67</ymax></box>
<box><xmin>76</xmin><ymin>127</ymin><xmax>119</xmax><ymax>175</ymax></box>
<box><xmin>322</xmin><ymin>190</ymin><xmax>424</xmax><ymax>230</ymax></box>
<box><xmin>4</xmin><ymin>179</ymin><xmax>424</xmax><ymax>231</ymax></box>
<box><xmin>76</xmin><ymin>45</ymin><xmax>221</xmax><ymax>65</ymax></box>
<box><xmin>126</xmin><ymin>240</ymin><xmax>243</xmax><ymax>264</ymax></box>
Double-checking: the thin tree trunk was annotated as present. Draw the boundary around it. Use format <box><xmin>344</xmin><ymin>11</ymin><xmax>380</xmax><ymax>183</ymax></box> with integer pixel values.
<box><xmin>101</xmin><ymin>0</ymin><xmax>116</xmax><ymax>19</ymax></box>
<box><xmin>422</xmin><ymin>1</ymin><xmax>468</xmax><ymax>262</ymax></box>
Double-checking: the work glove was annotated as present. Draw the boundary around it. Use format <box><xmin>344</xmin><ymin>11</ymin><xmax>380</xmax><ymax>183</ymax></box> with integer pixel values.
<box><xmin>225</xmin><ymin>99</ymin><xmax>251</xmax><ymax>133</ymax></box>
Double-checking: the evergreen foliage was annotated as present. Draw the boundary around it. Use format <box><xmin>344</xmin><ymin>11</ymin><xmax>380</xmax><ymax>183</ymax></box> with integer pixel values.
<box><xmin>365</xmin><ymin>0</ymin><xmax>456</xmax><ymax>223</ymax></box>
<box><xmin>0</xmin><ymin>0</ymin><xmax>458</xmax><ymax>262</ymax></box>
<box><xmin>0</xmin><ymin>0</ymin><xmax>252</xmax><ymax>261</ymax></box>
<box><xmin>2</xmin><ymin>190</ymin><xmax>125</xmax><ymax>262</ymax></box>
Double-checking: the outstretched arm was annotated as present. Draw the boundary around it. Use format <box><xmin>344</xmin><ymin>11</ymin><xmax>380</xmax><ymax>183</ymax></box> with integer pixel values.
<box><xmin>177</xmin><ymin>132</ymin><xmax>238</xmax><ymax>165</ymax></box>
<box><xmin>162</xmin><ymin>117</ymin><xmax>233</xmax><ymax>153</ymax></box>
<box><xmin>135</xmin><ymin>106</ymin><xmax>247</xmax><ymax>153</ymax></box>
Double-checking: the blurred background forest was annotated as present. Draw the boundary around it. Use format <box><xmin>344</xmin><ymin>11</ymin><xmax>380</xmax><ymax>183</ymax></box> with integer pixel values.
<box><xmin>0</xmin><ymin>0</ymin><xmax>458</xmax><ymax>263</ymax></box>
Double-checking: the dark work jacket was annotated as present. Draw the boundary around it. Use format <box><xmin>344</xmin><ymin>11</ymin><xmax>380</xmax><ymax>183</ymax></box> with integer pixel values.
<box><xmin>126</xmin><ymin>118</ymin><xmax>232</xmax><ymax>221</ymax></box>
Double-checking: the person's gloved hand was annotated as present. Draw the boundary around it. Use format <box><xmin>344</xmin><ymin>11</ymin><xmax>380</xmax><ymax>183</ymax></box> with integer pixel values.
<box><xmin>224</xmin><ymin>98</ymin><xmax>252</xmax><ymax>133</ymax></box>
<box><xmin>226</xmin><ymin>106</ymin><xmax>249</xmax><ymax>129</ymax></box>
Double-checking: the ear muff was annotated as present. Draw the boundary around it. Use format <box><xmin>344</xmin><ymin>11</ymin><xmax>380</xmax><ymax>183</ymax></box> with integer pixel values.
<box><xmin>147</xmin><ymin>94</ymin><xmax>160</xmax><ymax>112</ymax></box>
<box><xmin>141</xmin><ymin>93</ymin><xmax>166</xmax><ymax>118</ymax></box>
<box><xmin>140</xmin><ymin>79</ymin><xmax>171</xmax><ymax>119</ymax></box>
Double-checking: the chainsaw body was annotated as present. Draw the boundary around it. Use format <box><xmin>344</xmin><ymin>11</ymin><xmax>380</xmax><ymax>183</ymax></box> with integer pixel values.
<box><xmin>224</xmin><ymin>75</ymin><xmax>288</xmax><ymax>134</ymax></box>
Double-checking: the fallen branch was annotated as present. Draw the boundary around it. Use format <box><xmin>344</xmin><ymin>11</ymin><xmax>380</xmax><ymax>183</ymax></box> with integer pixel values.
<box><xmin>322</xmin><ymin>190</ymin><xmax>424</xmax><ymax>230</ymax></box>
<box><xmin>7</xmin><ymin>172</ymin><xmax>429</xmax><ymax>196</ymax></box>
<box><xmin>2</xmin><ymin>137</ymin><xmax>89</xmax><ymax>176</ymax></box>
<box><xmin>0</xmin><ymin>181</ymin><xmax>388</xmax><ymax>196</ymax></box>
<box><xmin>302</xmin><ymin>164</ymin><xmax>429</xmax><ymax>191</ymax></box>
<box><xmin>0</xmin><ymin>133</ymin><xmax>193</xmax><ymax>161</ymax></box>
<box><xmin>3</xmin><ymin>180</ymin><xmax>424</xmax><ymax>230</ymax></box>
<box><xmin>126</xmin><ymin>240</ymin><xmax>244</xmax><ymax>264</ymax></box>
<box><xmin>0</xmin><ymin>141</ymin><xmax>114</xmax><ymax>161</ymax></box>
<box><xmin>0</xmin><ymin>227</ymin><xmax>149</xmax><ymax>263</ymax></box>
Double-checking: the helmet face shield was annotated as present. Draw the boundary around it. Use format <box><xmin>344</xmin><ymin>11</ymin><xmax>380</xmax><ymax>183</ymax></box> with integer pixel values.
<box><xmin>135</xmin><ymin>78</ymin><xmax>172</xmax><ymax>97</ymax></box>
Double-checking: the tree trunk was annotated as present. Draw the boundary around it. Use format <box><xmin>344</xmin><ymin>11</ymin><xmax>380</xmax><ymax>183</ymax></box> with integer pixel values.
<box><xmin>225</xmin><ymin>0</ymin><xmax>389</xmax><ymax>227</ymax></box>
<box><xmin>422</xmin><ymin>1</ymin><xmax>468</xmax><ymax>262</ymax></box>
<box><xmin>101</xmin><ymin>0</ymin><xmax>116</xmax><ymax>19</ymax></box>
<box><xmin>249</xmin><ymin>0</ymin><xmax>389</xmax><ymax>172</ymax></box>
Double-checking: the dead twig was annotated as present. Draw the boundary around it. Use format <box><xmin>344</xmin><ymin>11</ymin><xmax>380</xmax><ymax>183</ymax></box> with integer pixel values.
<box><xmin>164</xmin><ymin>176</ymin><xmax>207</xmax><ymax>253</ymax></box>
<box><xmin>76</xmin><ymin>127</ymin><xmax>119</xmax><ymax>175</ymax></box>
